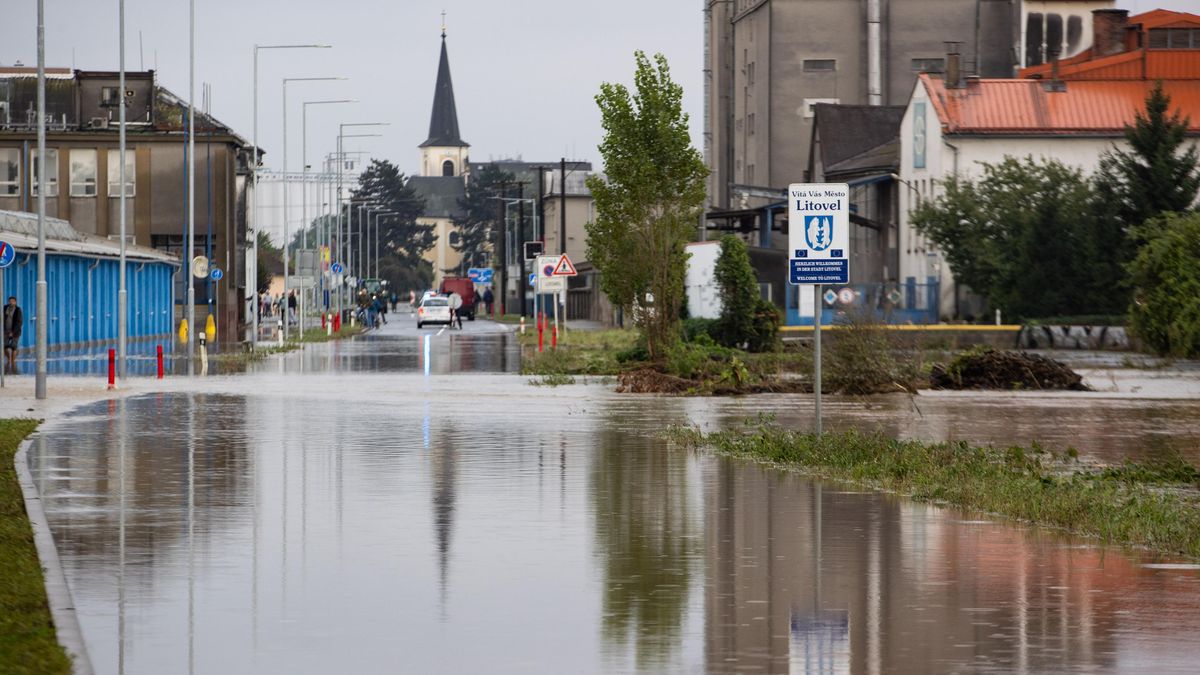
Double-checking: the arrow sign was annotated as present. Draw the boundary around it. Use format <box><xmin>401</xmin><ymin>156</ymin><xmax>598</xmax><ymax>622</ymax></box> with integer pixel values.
<box><xmin>0</xmin><ymin>241</ymin><xmax>14</xmax><ymax>269</ymax></box>
<box><xmin>552</xmin><ymin>253</ymin><xmax>577</xmax><ymax>276</ymax></box>
<box><xmin>331</xmin><ymin>262</ymin><xmax>344</xmax><ymax>275</ymax></box>
<box><xmin>209</xmin><ymin>268</ymin><xmax>224</xmax><ymax>281</ymax></box>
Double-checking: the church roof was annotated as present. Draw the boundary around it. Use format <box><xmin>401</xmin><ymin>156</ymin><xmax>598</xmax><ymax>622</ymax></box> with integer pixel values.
<box><xmin>420</xmin><ymin>36</ymin><xmax>468</xmax><ymax>149</ymax></box>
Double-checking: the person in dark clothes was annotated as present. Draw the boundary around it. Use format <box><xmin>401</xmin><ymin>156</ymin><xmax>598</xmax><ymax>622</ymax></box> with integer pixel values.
<box><xmin>482</xmin><ymin>287</ymin><xmax>494</xmax><ymax>316</ymax></box>
<box><xmin>4</xmin><ymin>296</ymin><xmax>22</xmax><ymax>374</ymax></box>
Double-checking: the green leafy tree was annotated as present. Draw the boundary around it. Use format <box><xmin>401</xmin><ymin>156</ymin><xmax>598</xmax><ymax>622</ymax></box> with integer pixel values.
<box><xmin>1097</xmin><ymin>82</ymin><xmax>1200</xmax><ymax>232</ymax></box>
<box><xmin>911</xmin><ymin>156</ymin><xmax>1126</xmax><ymax>320</ymax></box>
<box><xmin>453</xmin><ymin>163</ymin><xmax>514</xmax><ymax>275</ymax></box>
<box><xmin>1128</xmin><ymin>212</ymin><xmax>1200</xmax><ymax>357</ymax></box>
<box><xmin>586</xmin><ymin>52</ymin><xmax>708</xmax><ymax>358</ymax></box>
<box><xmin>254</xmin><ymin>230</ymin><xmax>282</xmax><ymax>293</ymax></box>
<box><xmin>349</xmin><ymin>159</ymin><xmax>432</xmax><ymax>272</ymax></box>
<box><xmin>713</xmin><ymin>235</ymin><xmax>757</xmax><ymax>348</ymax></box>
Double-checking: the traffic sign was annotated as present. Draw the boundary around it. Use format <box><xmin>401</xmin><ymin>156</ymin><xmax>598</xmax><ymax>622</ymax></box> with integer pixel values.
<box><xmin>0</xmin><ymin>241</ymin><xmax>14</xmax><ymax>268</ymax></box>
<box><xmin>536</xmin><ymin>255</ymin><xmax>566</xmax><ymax>292</ymax></box>
<box><xmin>552</xmin><ymin>253</ymin><xmax>577</xmax><ymax>276</ymax></box>
<box><xmin>886</xmin><ymin>289</ymin><xmax>903</xmax><ymax>304</ymax></box>
<box><xmin>788</xmin><ymin>183</ymin><xmax>850</xmax><ymax>285</ymax></box>
<box><xmin>209</xmin><ymin>267</ymin><xmax>223</xmax><ymax>281</ymax></box>
<box><xmin>524</xmin><ymin>241</ymin><xmax>544</xmax><ymax>260</ymax></box>
<box><xmin>822</xmin><ymin>289</ymin><xmax>837</xmax><ymax>305</ymax></box>
<box><xmin>468</xmin><ymin>267</ymin><xmax>494</xmax><ymax>284</ymax></box>
<box><xmin>331</xmin><ymin>262</ymin><xmax>344</xmax><ymax>275</ymax></box>
<box><xmin>191</xmin><ymin>256</ymin><xmax>209</xmax><ymax>279</ymax></box>
<box><xmin>528</xmin><ymin>272</ymin><xmax>536</xmax><ymax>287</ymax></box>
<box><xmin>837</xmin><ymin>287</ymin><xmax>856</xmax><ymax>304</ymax></box>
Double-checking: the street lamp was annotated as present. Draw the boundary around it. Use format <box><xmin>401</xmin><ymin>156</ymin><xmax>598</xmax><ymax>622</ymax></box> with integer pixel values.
<box><xmin>282</xmin><ymin>77</ymin><xmax>346</xmax><ymax>340</ymax></box>
<box><xmin>35</xmin><ymin>0</ymin><xmax>46</xmax><ymax>398</ymax></box>
<box><xmin>335</xmin><ymin>123</ymin><xmax>387</xmax><ymax>315</ymax></box>
<box><xmin>251</xmin><ymin>43</ymin><xmax>330</xmax><ymax>348</ymax></box>
<box><xmin>303</xmin><ymin>100</ymin><xmax>355</xmax><ymax>318</ymax></box>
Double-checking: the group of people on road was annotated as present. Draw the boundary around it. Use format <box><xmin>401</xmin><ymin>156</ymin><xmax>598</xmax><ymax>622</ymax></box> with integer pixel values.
<box><xmin>357</xmin><ymin>290</ymin><xmax>389</xmax><ymax>329</ymax></box>
<box><xmin>258</xmin><ymin>291</ymin><xmax>299</xmax><ymax>325</ymax></box>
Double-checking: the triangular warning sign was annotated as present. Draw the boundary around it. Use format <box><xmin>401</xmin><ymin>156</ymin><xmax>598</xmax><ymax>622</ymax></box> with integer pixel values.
<box><xmin>552</xmin><ymin>254</ymin><xmax>577</xmax><ymax>276</ymax></box>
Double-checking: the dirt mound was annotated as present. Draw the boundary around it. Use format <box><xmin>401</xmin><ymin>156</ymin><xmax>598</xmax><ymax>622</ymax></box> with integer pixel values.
<box><xmin>930</xmin><ymin>347</ymin><xmax>1089</xmax><ymax>391</ymax></box>
<box><xmin>616</xmin><ymin>368</ymin><xmax>696</xmax><ymax>394</ymax></box>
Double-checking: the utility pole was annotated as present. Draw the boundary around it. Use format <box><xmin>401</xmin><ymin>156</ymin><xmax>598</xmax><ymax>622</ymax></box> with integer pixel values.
<box><xmin>560</xmin><ymin>158</ymin><xmax>567</xmax><ymax>255</ymax></box>
<box><xmin>187</xmin><ymin>0</ymin><xmax>195</xmax><ymax>376</ymax></box>
<box><xmin>118</xmin><ymin>0</ymin><xmax>128</xmax><ymax>378</ymax></box>
<box><xmin>35</xmin><ymin>0</ymin><xmax>47</xmax><ymax>399</ymax></box>
<box><xmin>496</xmin><ymin>180</ymin><xmax>508</xmax><ymax>316</ymax></box>
<box><xmin>517</xmin><ymin>183</ymin><xmax>526</xmax><ymax>317</ymax></box>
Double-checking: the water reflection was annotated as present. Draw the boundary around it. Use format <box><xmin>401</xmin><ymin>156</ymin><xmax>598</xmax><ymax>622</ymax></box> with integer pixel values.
<box><xmin>26</xmin><ymin>387</ymin><xmax>1200</xmax><ymax>674</ymax></box>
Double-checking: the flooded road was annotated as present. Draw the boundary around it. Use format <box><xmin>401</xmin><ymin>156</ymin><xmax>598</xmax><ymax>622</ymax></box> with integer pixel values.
<box><xmin>25</xmin><ymin>322</ymin><xmax>1200</xmax><ymax>673</ymax></box>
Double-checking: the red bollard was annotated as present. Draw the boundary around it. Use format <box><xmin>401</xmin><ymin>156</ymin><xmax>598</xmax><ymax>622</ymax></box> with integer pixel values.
<box><xmin>333</xmin><ymin>312</ymin><xmax>341</xmax><ymax>332</ymax></box>
<box><xmin>107</xmin><ymin>349</ymin><xmax>116</xmax><ymax>390</ymax></box>
<box><xmin>552</xmin><ymin>326</ymin><xmax>557</xmax><ymax>349</ymax></box>
<box><xmin>538</xmin><ymin>325</ymin><xmax>544</xmax><ymax>352</ymax></box>
<box><xmin>157</xmin><ymin>345</ymin><xmax>164</xmax><ymax>379</ymax></box>
<box><xmin>321</xmin><ymin>313</ymin><xmax>327</xmax><ymax>330</ymax></box>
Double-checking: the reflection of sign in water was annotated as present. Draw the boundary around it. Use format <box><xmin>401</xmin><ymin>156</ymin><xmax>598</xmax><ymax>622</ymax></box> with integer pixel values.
<box><xmin>790</xmin><ymin>611</ymin><xmax>850</xmax><ymax>674</ymax></box>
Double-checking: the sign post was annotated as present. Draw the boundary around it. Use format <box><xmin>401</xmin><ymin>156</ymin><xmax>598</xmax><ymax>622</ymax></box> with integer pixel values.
<box><xmin>788</xmin><ymin>183</ymin><xmax>850</xmax><ymax>435</ymax></box>
<box><xmin>551</xmin><ymin>253</ymin><xmax>577</xmax><ymax>341</ymax></box>
<box><xmin>0</xmin><ymin>241</ymin><xmax>14</xmax><ymax>388</ymax></box>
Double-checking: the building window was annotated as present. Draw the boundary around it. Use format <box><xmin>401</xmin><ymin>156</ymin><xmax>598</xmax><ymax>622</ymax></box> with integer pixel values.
<box><xmin>442</xmin><ymin>159</ymin><xmax>455</xmax><ymax>177</ymax></box>
<box><xmin>803</xmin><ymin>59</ymin><xmax>836</xmax><ymax>72</ymax></box>
<box><xmin>748</xmin><ymin>113</ymin><xmax>756</xmax><ymax>135</ymax></box>
<box><xmin>100</xmin><ymin>87</ymin><xmax>121</xmax><ymax>107</ymax></box>
<box><xmin>1149</xmin><ymin>28</ymin><xmax>1200</xmax><ymax>49</ymax></box>
<box><xmin>747</xmin><ymin>61</ymin><xmax>756</xmax><ymax>85</ymax></box>
<box><xmin>911</xmin><ymin>58</ymin><xmax>945</xmax><ymax>73</ymax></box>
<box><xmin>747</xmin><ymin>164</ymin><xmax>755</xmax><ymax>183</ymax></box>
<box><xmin>30</xmin><ymin>149</ymin><xmax>59</xmax><ymax>197</ymax></box>
<box><xmin>0</xmin><ymin>148</ymin><xmax>19</xmax><ymax>196</ymax></box>
<box><xmin>70</xmin><ymin>149</ymin><xmax>98</xmax><ymax>197</ymax></box>
<box><xmin>107</xmin><ymin>149</ymin><xmax>135</xmax><ymax>197</ymax></box>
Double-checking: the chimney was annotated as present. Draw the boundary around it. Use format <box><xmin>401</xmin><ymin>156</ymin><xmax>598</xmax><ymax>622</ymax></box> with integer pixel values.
<box><xmin>1043</xmin><ymin>47</ymin><xmax>1067</xmax><ymax>92</ymax></box>
<box><xmin>945</xmin><ymin>41</ymin><xmax>964</xmax><ymax>89</ymax></box>
<box><xmin>1092</xmin><ymin>9</ymin><xmax>1130</xmax><ymax>57</ymax></box>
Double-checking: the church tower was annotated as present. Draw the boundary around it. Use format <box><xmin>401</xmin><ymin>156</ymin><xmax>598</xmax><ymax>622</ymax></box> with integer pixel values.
<box><xmin>420</xmin><ymin>24</ymin><xmax>469</xmax><ymax>177</ymax></box>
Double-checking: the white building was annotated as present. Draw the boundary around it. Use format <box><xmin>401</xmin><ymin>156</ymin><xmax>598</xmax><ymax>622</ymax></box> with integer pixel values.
<box><xmin>899</xmin><ymin>8</ymin><xmax>1200</xmax><ymax>319</ymax></box>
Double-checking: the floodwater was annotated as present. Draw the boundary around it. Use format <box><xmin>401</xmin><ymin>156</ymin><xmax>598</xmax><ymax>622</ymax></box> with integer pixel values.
<box><xmin>25</xmin><ymin>324</ymin><xmax>1200</xmax><ymax>674</ymax></box>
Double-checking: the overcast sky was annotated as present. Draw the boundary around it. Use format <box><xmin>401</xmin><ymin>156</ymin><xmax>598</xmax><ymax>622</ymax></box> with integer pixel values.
<box><xmin>3</xmin><ymin>0</ymin><xmax>1198</xmax><ymax>179</ymax></box>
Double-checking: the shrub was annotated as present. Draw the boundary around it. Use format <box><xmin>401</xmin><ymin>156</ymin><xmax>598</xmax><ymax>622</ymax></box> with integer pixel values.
<box><xmin>824</xmin><ymin>311</ymin><xmax>923</xmax><ymax>394</ymax></box>
<box><xmin>1128</xmin><ymin>212</ymin><xmax>1200</xmax><ymax>357</ymax></box>
<box><xmin>747</xmin><ymin>299</ymin><xmax>781</xmax><ymax>353</ymax></box>
<box><xmin>681</xmin><ymin>317</ymin><xmax>719</xmax><ymax>343</ymax></box>
<box><xmin>714</xmin><ymin>235</ymin><xmax>759</xmax><ymax>349</ymax></box>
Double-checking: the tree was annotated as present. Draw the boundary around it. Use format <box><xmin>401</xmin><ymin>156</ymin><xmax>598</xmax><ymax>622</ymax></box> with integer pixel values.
<box><xmin>911</xmin><ymin>156</ymin><xmax>1126</xmax><ymax>319</ymax></box>
<box><xmin>714</xmin><ymin>235</ymin><xmax>757</xmax><ymax>347</ymax></box>
<box><xmin>1127</xmin><ymin>212</ymin><xmax>1200</xmax><ymax>357</ymax></box>
<box><xmin>453</xmin><ymin>163</ymin><xmax>514</xmax><ymax>275</ymax></box>
<box><xmin>349</xmin><ymin>159</ymin><xmax>432</xmax><ymax>272</ymax></box>
<box><xmin>586</xmin><ymin>52</ymin><xmax>708</xmax><ymax>358</ymax></box>
<box><xmin>254</xmin><ymin>230</ymin><xmax>282</xmax><ymax>293</ymax></box>
<box><xmin>1097</xmin><ymin>82</ymin><xmax>1200</xmax><ymax>232</ymax></box>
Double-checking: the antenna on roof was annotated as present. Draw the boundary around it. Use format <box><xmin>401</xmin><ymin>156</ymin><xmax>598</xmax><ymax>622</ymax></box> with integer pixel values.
<box><xmin>441</xmin><ymin>10</ymin><xmax>447</xmax><ymax>38</ymax></box>
<box><xmin>139</xmin><ymin>30</ymin><xmax>144</xmax><ymax>71</ymax></box>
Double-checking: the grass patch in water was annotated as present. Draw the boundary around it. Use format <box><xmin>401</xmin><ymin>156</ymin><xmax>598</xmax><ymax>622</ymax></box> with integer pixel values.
<box><xmin>670</xmin><ymin>423</ymin><xmax>1200</xmax><ymax>558</ymax></box>
<box><xmin>0</xmin><ymin>418</ymin><xmax>73</xmax><ymax>675</ymax></box>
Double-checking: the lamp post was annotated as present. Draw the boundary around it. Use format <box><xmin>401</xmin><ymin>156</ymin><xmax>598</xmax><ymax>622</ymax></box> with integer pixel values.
<box><xmin>335</xmin><ymin>123</ymin><xmax>387</xmax><ymax>316</ymax></box>
<box><xmin>187</xmin><ymin>0</ymin><xmax>195</xmax><ymax>375</ymax></box>
<box><xmin>303</xmin><ymin>100</ymin><xmax>354</xmax><ymax>319</ymax></box>
<box><xmin>371</xmin><ymin>211</ymin><xmax>398</xmax><ymax>278</ymax></box>
<box><xmin>251</xmin><ymin>43</ymin><xmax>330</xmax><ymax>348</ymax></box>
<box><xmin>118</xmin><ymin>0</ymin><xmax>128</xmax><ymax>378</ymax></box>
<box><xmin>282</xmin><ymin>78</ymin><xmax>346</xmax><ymax>340</ymax></box>
<box><xmin>35</xmin><ymin>0</ymin><xmax>46</xmax><ymax>398</ymax></box>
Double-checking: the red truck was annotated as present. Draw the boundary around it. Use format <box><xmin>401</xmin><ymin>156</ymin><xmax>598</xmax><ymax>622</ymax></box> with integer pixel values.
<box><xmin>438</xmin><ymin>277</ymin><xmax>478</xmax><ymax>320</ymax></box>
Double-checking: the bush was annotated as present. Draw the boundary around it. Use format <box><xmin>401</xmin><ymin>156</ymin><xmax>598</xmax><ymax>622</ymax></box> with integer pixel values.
<box><xmin>747</xmin><ymin>299</ymin><xmax>781</xmax><ymax>353</ymax></box>
<box><xmin>681</xmin><ymin>317</ymin><xmax>719</xmax><ymax>343</ymax></box>
<box><xmin>714</xmin><ymin>235</ymin><xmax>759</xmax><ymax>348</ymax></box>
<box><xmin>1128</xmin><ymin>212</ymin><xmax>1200</xmax><ymax>357</ymax></box>
<box><xmin>824</xmin><ymin>311</ymin><xmax>923</xmax><ymax>394</ymax></box>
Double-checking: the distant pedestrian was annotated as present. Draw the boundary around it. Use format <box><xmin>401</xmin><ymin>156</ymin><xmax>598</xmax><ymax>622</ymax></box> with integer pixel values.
<box><xmin>482</xmin><ymin>287</ymin><xmax>494</xmax><ymax>316</ymax></box>
<box><xmin>287</xmin><ymin>290</ymin><xmax>298</xmax><ymax>325</ymax></box>
<box><xmin>4</xmin><ymin>296</ymin><xmax>21</xmax><ymax>374</ymax></box>
<box><xmin>448</xmin><ymin>291</ymin><xmax>463</xmax><ymax>329</ymax></box>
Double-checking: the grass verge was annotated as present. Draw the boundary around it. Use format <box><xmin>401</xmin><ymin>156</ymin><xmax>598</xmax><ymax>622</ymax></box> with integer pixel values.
<box><xmin>0</xmin><ymin>419</ymin><xmax>72</xmax><ymax>675</ymax></box>
<box><xmin>671</xmin><ymin>423</ymin><xmax>1200</xmax><ymax>558</ymax></box>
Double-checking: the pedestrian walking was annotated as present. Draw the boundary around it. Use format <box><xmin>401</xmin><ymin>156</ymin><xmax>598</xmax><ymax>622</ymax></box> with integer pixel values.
<box><xmin>448</xmin><ymin>291</ymin><xmax>463</xmax><ymax>330</ymax></box>
<box><xmin>3</xmin><ymin>296</ymin><xmax>21</xmax><ymax>374</ymax></box>
<box><xmin>287</xmin><ymin>290</ymin><xmax>298</xmax><ymax>326</ymax></box>
<box><xmin>483</xmin><ymin>287</ymin><xmax>494</xmax><ymax>316</ymax></box>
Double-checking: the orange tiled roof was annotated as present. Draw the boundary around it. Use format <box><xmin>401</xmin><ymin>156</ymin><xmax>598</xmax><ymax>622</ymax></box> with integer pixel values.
<box><xmin>1021</xmin><ymin>10</ymin><xmax>1200</xmax><ymax>81</ymax></box>
<box><xmin>920</xmin><ymin>73</ymin><xmax>1200</xmax><ymax>135</ymax></box>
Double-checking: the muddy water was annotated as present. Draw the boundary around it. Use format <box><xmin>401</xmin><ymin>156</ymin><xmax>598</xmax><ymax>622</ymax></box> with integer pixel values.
<box><xmin>26</xmin><ymin>331</ymin><xmax>1200</xmax><ymax>673</ymax></box>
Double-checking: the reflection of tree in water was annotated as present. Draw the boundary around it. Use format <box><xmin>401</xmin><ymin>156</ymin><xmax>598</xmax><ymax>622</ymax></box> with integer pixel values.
<box><xmin>430</xmin><ymin>425</ymin><xmax>457</xmax><ymax>612</ymax></box>
<box><xmin>590</xmin><ymin>429</ymin><xmax>699</xmax><ymax>668</ymax></box>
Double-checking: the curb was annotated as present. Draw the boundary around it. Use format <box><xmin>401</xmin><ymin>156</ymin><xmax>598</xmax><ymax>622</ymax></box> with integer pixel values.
<box><xmin>14</xmin><ymin>437</ymin><xmax>95</xmax><ymax>675</ymax></box>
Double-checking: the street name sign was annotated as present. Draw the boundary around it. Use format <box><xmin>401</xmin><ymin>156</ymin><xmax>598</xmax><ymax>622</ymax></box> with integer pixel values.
<box><xmin>788</xmin><ymin>183</ymin><xmax>850</xmax><ymax>285</ymax></box>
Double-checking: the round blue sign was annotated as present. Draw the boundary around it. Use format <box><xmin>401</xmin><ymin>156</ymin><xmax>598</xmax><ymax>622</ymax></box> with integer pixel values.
<box><xmin>209</xmin><ymin>267</ymin><xmax>223</xmax><ymax>281</ymax></box>
<box><xmin>331</xmin><ymin>262</ymin><xmax>344</xmax><ymax>275</ymax></box>
<box><xmin>0</xmin><ymin>241</ymin><xmax>14</xmax><ymax>269</ymax></box>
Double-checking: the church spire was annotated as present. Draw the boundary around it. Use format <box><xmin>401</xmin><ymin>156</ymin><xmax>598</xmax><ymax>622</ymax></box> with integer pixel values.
<box><xmin>420</xmin><ymin>25</ymin><xmax>468</xmax><ymax>149</ymax></box>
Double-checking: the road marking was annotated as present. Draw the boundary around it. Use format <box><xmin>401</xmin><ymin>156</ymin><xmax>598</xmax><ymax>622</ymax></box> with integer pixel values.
<box><xmin>437</xmin><ymin>327</ymin><xmax>446</xmax><ymax>337</ymax></box>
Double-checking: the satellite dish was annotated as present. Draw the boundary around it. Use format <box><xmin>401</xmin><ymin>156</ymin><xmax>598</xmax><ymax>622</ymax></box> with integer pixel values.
<box><xmin>192</xmin><ymin>256</ymin><xmax>209</xmax><ymax>279</ymax></box>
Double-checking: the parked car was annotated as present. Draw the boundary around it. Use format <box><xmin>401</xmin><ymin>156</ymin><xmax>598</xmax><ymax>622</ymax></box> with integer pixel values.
<box><xmin>417</xmin><ymin>296</ymin><xmax>452</xmax><ymax>328</ymax></box>
<box><xmin>438</xmin><ymin>277</ymin><xmax>478</xmax><ymax>320</ymax></box>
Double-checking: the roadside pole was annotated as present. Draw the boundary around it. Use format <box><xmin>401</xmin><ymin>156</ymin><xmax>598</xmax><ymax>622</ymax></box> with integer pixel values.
<box><xmin>787</xmin><ymin>183</ymin><xmax>849</xmax><ymax>437</ymax></box>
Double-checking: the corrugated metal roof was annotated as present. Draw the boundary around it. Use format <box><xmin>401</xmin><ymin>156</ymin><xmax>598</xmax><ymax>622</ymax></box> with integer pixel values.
<box><xmin>0</xmin><ymin>210</ymin><xmax>179</xmax><ymax>264</ymax></box>
<box><xmin>922</xmin><ymin>74</ymin><xmax>1200</xmax><ymax>135</ymax></box>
